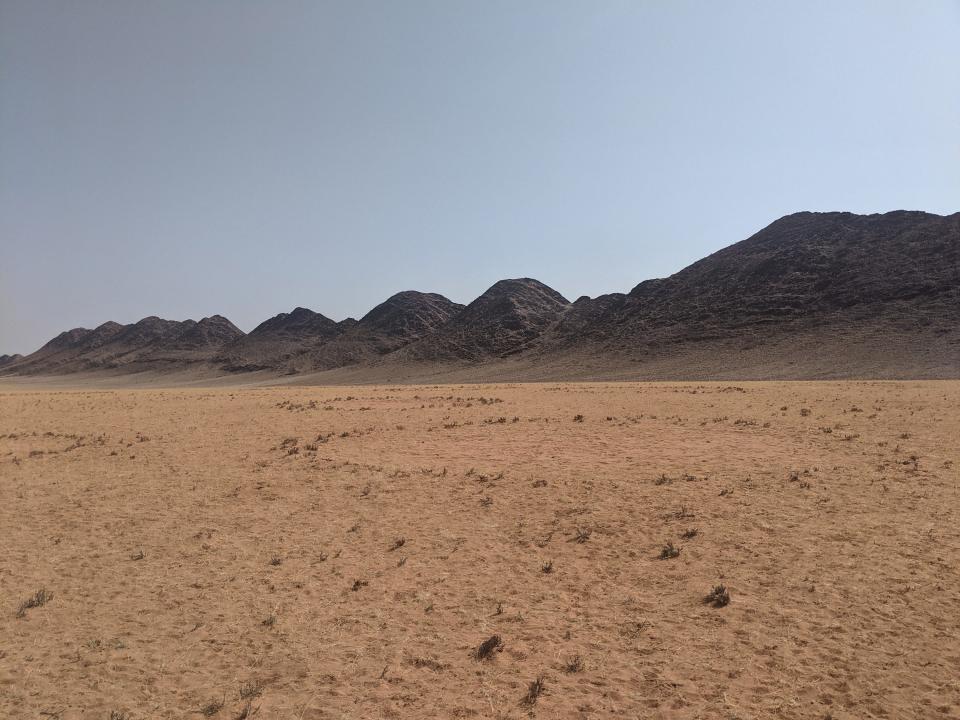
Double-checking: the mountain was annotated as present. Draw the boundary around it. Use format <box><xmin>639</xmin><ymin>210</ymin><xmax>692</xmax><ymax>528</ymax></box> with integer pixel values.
<box><xmin>539</xmin><ymin>210</ymin><xmax>959</xmax><ymax>351</ymax></box>
<box><xmin>3</xmin><ymin>210</ymin><xmax>957</xmax><ymax>381</ymax></box>
<box><xmin>519</xmin><ymin>210</ymin><xmax>959</xmax><ymax>378</ymax></box>
<box><xmin>5</xmin><ymin>316</ymin><xmax>243</xmax><ymax>375</ymax></box>
<box><xmin>0</xmin><ymin>354</ymin><xmax>22</xmax><ymax>368</ymax></box>
<box><xmin>358</xmin><ymin>291</ymin><xmax>464</xmax><ymax>340</ymax></box>
<box><xmin>217</xmin><ymin>292</ymin><xmax>464</xmax><ymax>372</ymax></box>
<box><xmin>216</xmin><ymin>307</ymin><xmax>342</xmax><ymax>372</ymax></box>
<box><xmin>395</xmin><ymin>279</ymin><xmax>569</xmax><ymax>362</ymax></box>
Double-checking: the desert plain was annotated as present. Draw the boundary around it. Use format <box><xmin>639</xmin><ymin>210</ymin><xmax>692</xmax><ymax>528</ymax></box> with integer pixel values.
<box><xmin>1</xmin><ymin>380</ymin><xmax>958</xmax><ymax>719</ymax></box>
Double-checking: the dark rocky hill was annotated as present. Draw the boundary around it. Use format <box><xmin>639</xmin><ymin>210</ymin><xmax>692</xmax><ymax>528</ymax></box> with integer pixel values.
<box><xmin>395</xmin><ymin>279</ymin><xmax>569</xmax><ymax>362</ymax></box>
<box><xmin>217</xmin><ymin>292</ymin><xmax>464</xmax><ymax>372</ymax></box>
<box><xmin>359</xmin><ymin>291</ymin><xmax>464</xmax><ymax>339</ymax></box>
<box><xmin>5</xmin><ymin>316</ymin><xmax>243</xmax><ymax>375</ymax></box>
<box><xmin>539</xmin><ymin>211</ymin><xmax>959</xmax><ymax>353</ymax></box>
<box><xmin>216</xmin><ymin>307</ymin><xmax>342</xmax><ymax>372</ymax></box>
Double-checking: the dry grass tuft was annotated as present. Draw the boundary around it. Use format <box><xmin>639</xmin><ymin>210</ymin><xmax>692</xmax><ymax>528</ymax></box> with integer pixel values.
<box><xmin>521</xmin><ymin>676</ymin><xmax>546</xmax><ymax>706</ymax></box>
<box><xmin>704</xmin><ymin>584</ymin><xmax>731</xmax><ymax>607</ymax></box>
<box><xmin>200</xmin><ymin>696</ymin><xmax>224</xmax><ymax>716</ymax></box>
<box><xmin>16</xmin><ymin>588</ymin><xmax>53</xmax><ymax>619</ymax></box>
<box><xmin>659</xmin><ymin>542</ymin><xmax>681</xmax><ymax>559</ymax></box>
<box><xmin>473</xmin><ymin>634</ymin><xmax>504</xmax><ymax>660</ymax></box>
<box><xmin>572</xmin><ymin>527</ymin><xmax>592</xmax><ymax>543</ymax></box>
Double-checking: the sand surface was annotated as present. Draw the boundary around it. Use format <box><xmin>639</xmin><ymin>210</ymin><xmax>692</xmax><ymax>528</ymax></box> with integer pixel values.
<box><xmin>1</xmin><ymin>381</ymin><xmax>958</xmax><ymax>719</ymax></box>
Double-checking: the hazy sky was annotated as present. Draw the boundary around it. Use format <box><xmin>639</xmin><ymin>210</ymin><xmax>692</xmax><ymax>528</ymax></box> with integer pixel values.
<box><xmin>1</xmin><ymin>1</ymin><xmax>958</xmax><ymax>354</ymax></box>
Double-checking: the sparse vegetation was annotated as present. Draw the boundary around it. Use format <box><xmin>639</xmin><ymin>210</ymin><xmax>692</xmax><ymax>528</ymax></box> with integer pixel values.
<box><xmin>3</xmin><ymin>382</ymin><xmax>953</xmax><ymax>718</ymax></box>
<box><xmin>521</xmin><ymin>676</ymin><xmax>546</xmax><ymax>706</ymax></box>
<box><xmin>474</xmin><ymin>634</ymin><xmax>504</xmax><ymax>660</ymax></box>
<box><xmin>16</xmin><ymin>588</ymin><xmax>53</xmax><ymax>618</ymax></box>
<box><xmin>659</xmin><ymin>542</ymin><xmax>680</xmax><ymax>559</ymax></box>
<box><xmin>239</xmin><ymin>680</ymin><xmax>263</xmax><ymax>700</ymax></box>
<box><xmin>704</xmin><ymin>584</ymin><xmax>731</xmax><ymax>607</ymax></box>
<box><xmin>200</xmin><ymin>697</ymin><xmax>224</xmax><ymax>716</ymax></box>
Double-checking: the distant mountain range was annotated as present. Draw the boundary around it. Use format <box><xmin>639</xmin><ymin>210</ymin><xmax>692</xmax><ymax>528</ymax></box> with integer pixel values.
<box><xmin>3</xmin><ymin>211</ymin><xmax>958</xmax><ymax>381</ymax></box>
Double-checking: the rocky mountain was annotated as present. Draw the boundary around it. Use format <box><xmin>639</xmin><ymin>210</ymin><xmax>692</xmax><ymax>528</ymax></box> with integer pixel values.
<box><xmin>217</xmin><ymin>292</ymin><xmax>464</xmax><ymax>373</ymax></box>
<box><xmin>3</xmin><ymin>210</ymin><xmax>957</xmax><ymax>380</ymax></box>
<box><xmin>358</xmin><ymin>291</ymin><xmax>464</xmax><ymax>340</ymax></box>
<box><xmin>5</xmin><ymin>316</ymin><xmax>243</xmax><ymax>375</ymax></box>
<box><xmin>538</xmin><ymin>210</ymin><xmax>960</xmax><ymax>354</ymax></box>
<box><xmin>396</xmin><ymin>279</ymin><xmax>569</xmax><ymax>362</ymax></box>
<box><xmin>216</xmin><ymin>307</ymin><xmax>343</xmax><ymax>372</ymax></box>
<box><xmin>0</xmin><ymin>354</ymin><xmax>22</xmax><ymax>368</ymax></box>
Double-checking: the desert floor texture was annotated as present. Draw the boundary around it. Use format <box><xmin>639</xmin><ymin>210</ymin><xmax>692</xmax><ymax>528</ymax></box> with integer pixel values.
<box><xmin>1</xmin><ymin>381</ymin><xmax>958</xmax><ymax>719</ymax></box>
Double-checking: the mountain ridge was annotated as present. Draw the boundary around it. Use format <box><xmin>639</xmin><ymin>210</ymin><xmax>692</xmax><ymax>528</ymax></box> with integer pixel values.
<box><xmin>3</xmin><ymin>210</ymin><xmax>957</xmax><ymax>381</ymax></box>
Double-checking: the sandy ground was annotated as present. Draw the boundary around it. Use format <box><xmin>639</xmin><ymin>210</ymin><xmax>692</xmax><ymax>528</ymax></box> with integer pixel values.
<box><xmin>1</xmin><ymin>381</ymin><xmax>958</xmax><ymax>719</ymax></box>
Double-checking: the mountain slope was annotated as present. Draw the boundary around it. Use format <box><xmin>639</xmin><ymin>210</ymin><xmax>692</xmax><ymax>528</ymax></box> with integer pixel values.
<box><xmin>538</xmin><ymin>210</ymin><xmax>960</xmax><ymax>355</ymax></box>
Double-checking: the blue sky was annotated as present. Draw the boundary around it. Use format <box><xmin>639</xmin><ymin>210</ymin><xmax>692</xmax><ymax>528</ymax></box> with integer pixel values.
<box><xmin>2</xmin><ymin>0</ymin><xmax>958</xmax><ymax>353</ymax></box>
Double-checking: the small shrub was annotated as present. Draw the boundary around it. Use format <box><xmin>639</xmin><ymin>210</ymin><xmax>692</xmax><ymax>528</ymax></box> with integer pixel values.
<box><xmin>572</xmin><ymin>527</ymin><xmax>592</xmax><ymax>544</ymax></box>
<box><xmin>474</xmin><ymin>634</ymin><xmax>504</xmax><ymax>660</ymax></box>
<box><xmin>563</xmin><ymin>655</ymin><xmax>584</xmax><ymax>673</ymax></box>
<box><xmin>681</xmin><ymin>528</ymin><xmax>699</xmax><ymax>539</ymax></box>
<box><xmin>15</xmin><ymin>588</ymin><xmax>52</xmax><ymax>619</ymax></box>
<box><xmin>389</xmin><ymin>537</ymin><xmax>406</xmax><ymax>551</ymax></box>
<box><xmin>200</xmin><ymin>697</ymin><xmax>224</xmax><ymax>716</ymax></box>
<box><xmin>573</xmin><ymin>414</ymin><xmax>584</xmax><ymax>423</ymax></box>
<box><xmin>704</xmin><ymin>584</ymin><xmax>730</xmax><ymax>607</ymax></box>
<box><xmin>541</xmin><ymin>560</ymin><xmax>554</xmax><ymax>574</ymax></box>
<box><xmin>521</xmin><ymin>676</ymin><xmax>546</xmax><ymax>706</ymax></box>
<box><xmin>659</xmin><ymin>542</ymin><xmax>680</xmax><ymax>560</ymax></box>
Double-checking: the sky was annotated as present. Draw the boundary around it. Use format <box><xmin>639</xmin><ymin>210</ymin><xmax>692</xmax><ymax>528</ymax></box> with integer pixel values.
<box><xmin>1</xmin><ymin>1</ymin><xmax>958</xmax><ymax>354</ymax></box>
